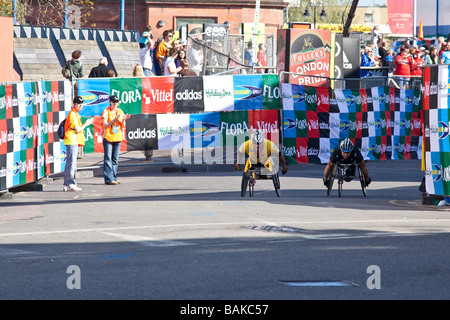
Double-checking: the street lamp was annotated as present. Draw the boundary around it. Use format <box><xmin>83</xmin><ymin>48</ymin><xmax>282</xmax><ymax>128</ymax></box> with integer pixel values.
<box><xmin>303</xmin><ymin>0</ymin><xmax>327</xmax><ymax>29</ymax></box>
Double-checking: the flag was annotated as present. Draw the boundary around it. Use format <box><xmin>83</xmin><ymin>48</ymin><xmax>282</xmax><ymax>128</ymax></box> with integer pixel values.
<box><xmin>418</xmin><ymin>20</ymin><xmax>424</xmax><ymax>41</ymax></box>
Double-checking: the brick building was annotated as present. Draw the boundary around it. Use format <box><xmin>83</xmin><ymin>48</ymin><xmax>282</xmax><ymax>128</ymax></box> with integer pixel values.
<box><xmin>84</xmin><ymin>0</ymin><xmax>288</xmax><ymax>40</ymax></box>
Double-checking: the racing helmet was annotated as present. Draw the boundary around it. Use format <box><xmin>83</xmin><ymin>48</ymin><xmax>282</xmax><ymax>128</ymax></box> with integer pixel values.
<box><xmin>340</xmin><ymin>138</ymin><xmax>354</xmax><ymax>153</ymax></box>
<box><xmin>251</xmin><ymin>129</ymin><xmax>264</xmax><ymax>144</ymax></box>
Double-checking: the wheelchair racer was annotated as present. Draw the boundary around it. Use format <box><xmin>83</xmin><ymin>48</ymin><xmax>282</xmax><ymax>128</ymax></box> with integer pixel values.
<box><xmin>323</xmin><ymin>138</ymin><xmax>371</xmax><ymax>188</ymax></box>
<box><xmin>235</xmin><ymin>129</ymin><xmax>288</xmax><ymax>175</ymax></box>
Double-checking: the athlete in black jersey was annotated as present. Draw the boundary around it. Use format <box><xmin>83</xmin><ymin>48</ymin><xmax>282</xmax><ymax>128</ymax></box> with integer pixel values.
<box><xmin>323</xmin><ymin>138</ymin><xmax>371</xmax><ymax>187</ymax></box>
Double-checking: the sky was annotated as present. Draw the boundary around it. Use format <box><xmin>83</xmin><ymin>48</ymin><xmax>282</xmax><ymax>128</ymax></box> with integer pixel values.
<box><xmin>357</xmin><ymin>0</ymin><xmax>387</xmax><ymax>6</ymax></box>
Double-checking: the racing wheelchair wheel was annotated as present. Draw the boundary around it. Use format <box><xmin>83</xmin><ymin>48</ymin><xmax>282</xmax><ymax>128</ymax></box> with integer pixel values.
<box><xmin>241</xmin><ymin>173</ymin><xmax>249</xmax><ymax>197</ymax></box>
<box><xmin>327</xmin><ymin>164</ymin><xmax>337</xmax><ymax>196</ymax></box>
<box><xmin>358</xmin><ymin>166</ymin><xmax>367</xmax><ymax>197</ymax></box>
<box><xmin>272</xmin><ymin>172</ymin><xmax>281</xmax><ymax>197</ymax></box>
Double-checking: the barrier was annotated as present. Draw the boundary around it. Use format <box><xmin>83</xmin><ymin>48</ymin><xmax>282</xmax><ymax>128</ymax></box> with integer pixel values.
<box><xmin>0</xmin><ymin>80</ymin><xmax>72</xmax><ymax>191</ymax></box>
<box><xmin>0</xmin><ymin>75</ymin><xmax>282</xmax><ymax>192</ymax></box>
<box><xmin>0</xmin><ymin>70</ymin><xmax>430</xmax><ymax>194</ymax></box>
<box><xmin>280</xmin><ymin>83</ymin><xmax>422</xmax><ymax>164</ymax></box>
<box><xmin>422</xmin><ymin>64</ymin><xmax>450</xmax><ymax>197</ymax></box>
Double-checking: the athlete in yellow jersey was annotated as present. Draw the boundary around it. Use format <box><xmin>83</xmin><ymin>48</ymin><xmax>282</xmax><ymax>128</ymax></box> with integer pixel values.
<box><xmin>235</xmin><ymin>129</ymin><xmax>288</xmax><ymax>174</ymax></box>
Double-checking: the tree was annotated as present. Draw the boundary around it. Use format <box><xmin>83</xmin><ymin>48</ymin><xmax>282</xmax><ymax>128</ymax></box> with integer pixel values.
<box><xmin>0</xmin><ymin>0</ymin><xmax>95</xmax><ymax>27</ymax></box>
<box><xmin>288</xmin><ymin>0</ymin><xmax>351</xmax><ymax>26</ymax></box>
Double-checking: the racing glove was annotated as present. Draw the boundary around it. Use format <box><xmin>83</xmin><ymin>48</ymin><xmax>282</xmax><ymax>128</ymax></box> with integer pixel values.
<box><xmin>365</xmin><ymin>177</ymin><xmax>372</xmax><ymax>186</ymax></box>
<box><xmin>323</xmin><ymin>179</ymin><xmax>330</xmax><ymax>188</ymax></box>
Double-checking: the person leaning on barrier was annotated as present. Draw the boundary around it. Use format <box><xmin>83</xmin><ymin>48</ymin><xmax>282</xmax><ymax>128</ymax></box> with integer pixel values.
<box><xmin>323</xmin><ymin>138</ymin><xmax>371</xmax><ymax>188</ymax></box>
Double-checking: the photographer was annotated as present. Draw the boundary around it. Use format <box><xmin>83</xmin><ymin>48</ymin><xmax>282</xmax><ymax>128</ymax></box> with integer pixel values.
<box><xmin>139</xmin><ymin>25</ymin><xmax>155</xmax><ymax>76</ymax></box>
<box><xmin>394</xmin><ymin>46</ymin><xmax>415</xmax><ymax>89</ymax></box>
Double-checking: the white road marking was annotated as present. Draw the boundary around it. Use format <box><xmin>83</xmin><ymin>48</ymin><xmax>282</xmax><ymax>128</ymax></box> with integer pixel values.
<box><xmin>0</xmin><ymin>247</ymin><xmax>35</xmax><ymax>256</ymax></box>
<box><xmin>101</xmin><ymin>232</ymin><xmax>192</xmax><ymax>247</ymax></box>
<box><xmin>0</xmin><ymin>219</ymin><xmax>449</xmax><ymax>238</ymax></box>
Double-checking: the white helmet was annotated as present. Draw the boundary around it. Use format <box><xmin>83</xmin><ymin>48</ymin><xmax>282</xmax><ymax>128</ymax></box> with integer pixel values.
<box><xmin>251</xmin><ymin>129</ymin><xmax>264</xmax><ymax>144</ymax></box>
<box><xmin>340</xmin><ymin>138</ymin><xmax>354</xmax><ymax>153</ymax></box>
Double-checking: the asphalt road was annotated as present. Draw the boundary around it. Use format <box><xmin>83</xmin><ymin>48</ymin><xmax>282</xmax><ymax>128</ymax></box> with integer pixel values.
<box><xmin>1</xmin><ymin>151</ymin><xmax>450</xmax><ymax>303</ymax></box>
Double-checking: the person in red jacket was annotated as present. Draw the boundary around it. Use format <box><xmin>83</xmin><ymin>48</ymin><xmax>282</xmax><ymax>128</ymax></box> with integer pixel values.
<box><xmin>394</xmin><ymin>46</ymin><xmax>415</xmax><ymax>89</ymax></box>
<box><xmin>411</xmin><ymin>48</ymin><xmax>425</xmax><ymax>77</ymax></box>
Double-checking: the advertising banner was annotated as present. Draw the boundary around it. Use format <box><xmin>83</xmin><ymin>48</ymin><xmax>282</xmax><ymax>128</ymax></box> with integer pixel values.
<box><xmin>142</xmin><ymin>76</ymin><xmax>174</xmax><ymax>114</ymax></box>
<box><xmin>77</xmin><ymin>74</ymin><xmax>281</xmax><ymax>116</ymax></box>
<box><xmin>174</xmin><ymin>76</ymin><xmax>204</xmax><ymax>113</ymax></box>
<box><xmin>0</xmin><ymin>80</ymin><xmax>72</xmax><ymax>191</ymax></box>
<box><xmin>289</xmin><ymin>29</ymin><xmax>332</xmax><ymax>86</ymax></box>
<box><xmin>423</xmin><ymin>65</ymin><xmax>450</xmax><ymax>197</ymax></box>
<box><xmin>281</xmin><ymin>83</ymin><xmax>422</xmax><ymax>165</ymax></box>
<box><xmin>78</xmin><ymin>78</ymin><xmax>111</xmax><ymax>117</ymax></box>
<box><xmin>387</xmin><ymin>0</ymin><xmax>413</xmax><ymax>36</ymax></box>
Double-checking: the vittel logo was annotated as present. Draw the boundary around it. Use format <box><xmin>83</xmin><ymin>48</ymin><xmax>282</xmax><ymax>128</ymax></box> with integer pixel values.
<box><xmin>175</xmin><ymin>90</ymin><xmax>202</xmax><ymax>101</ymax></box>
<box><xmin>318</xmin><ymin>94</ymin><xmax>329</xmax><ymax>106</ymax></box>
<box><xmin>128</xmin><ymin>128</ymin><xmax>156</xmax><ymax>140</ymax></box>
<box><xmin>297</xmin><ymin>146</ymin><xmax>308</xmax><ymax>157</ymax></box>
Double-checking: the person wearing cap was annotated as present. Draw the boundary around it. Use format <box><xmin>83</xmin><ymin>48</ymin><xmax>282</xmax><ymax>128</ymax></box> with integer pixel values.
<box><xmin>411</xmin><ymin>48</ymin><xmax>425</xmax><ymax>77</ymax></box>
<box><xmin>101</xmin><ymin>95</ymin><xmax>131</xmax><ymax>185</ymax></box>
<box><xmin>63</xmin><ymin>96</ymin><xmax>94</xmax><ymax>192</ymax></box>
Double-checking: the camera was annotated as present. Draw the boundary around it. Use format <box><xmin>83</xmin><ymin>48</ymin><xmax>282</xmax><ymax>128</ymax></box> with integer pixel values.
<box><xmin>150</xmin><ymin>34</ymin><xmax>154</xmax><ymax>39</ymax></box>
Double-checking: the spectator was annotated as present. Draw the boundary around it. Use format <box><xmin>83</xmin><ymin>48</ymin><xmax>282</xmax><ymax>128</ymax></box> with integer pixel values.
<box><xmin>106</xmin><ymin>69</ymin><xmax>116</xmax><ymax>77</ymax></box>
<box><xmin>139</xmin><ymin>27</ymin><xmax>155</xmax><ymax>77</ymax></box>
<box><xmin>440</xmin><ymin>43</ymin><xmax>450</xmax><ymax>64</ymax></box>
<box><xmin>209</xmin><ymin>41</ymin><xmax>225</xmax><ymax>74</ymax></box>
<box><xmin>156</xmin><ymin>29</ymin><xmax>174</xmax><ymax>71</ymax></box>
<box><xmin>370</xmin><ymin>25</ymin><xmax>381</xmax><ymax>57</ymax></box>
<box><xmin>175</xmin><ymin>49</ymin><xmax>186</xmax><ymax>69</ymax></box>
<box><xmin>133</xmin><ymin>64</ymin><xmax>145</xmax><ymax>77</ymax></box>
<box><xmin>360</xmin><ymin>46</ymin><xmax>374</xmax><ymax>77</ymax></box>
<box><xmin>186</xmin><ymin>39</ymin><xmax>203</xmax><ymax>76</ymax></box>
<box><xmin>244</xmin><ymin>41</ymin><xmax>254</xmax><ymax>73</ymax></box>
<box><xmin>172</xmin><ymin>37</ymin><xmax>182</xmax><ymax>50</ymax></box>
<box><xmin>438</xmin><ymin>36</ymin><xmax>446</xmax><ymax>57</ymax></box>
<box><xmin>88</xmin><ymin>57</ymin><xmax>110</xmax><ymax>78</ymax></box>
<box><xmin>378</xmin><ymin>41</ymin><xmax>388</xmax><ymax>62</ymax></box>
<box><xmin>66</xmin><ymin>50</ymin><xmax>85</xmax><ymax>80</ymax></box>
<box><xmin>63</xmin><ymin>96</ymin><xmax>94</xmax><ymax>192</ymax></box>
<box><xmin>164</xmin><ymin>47</ymin><xmax>182</xmax><ymax>76</ymax></box>
<box><xmin>394</xmin><ymin>46</ymin><xmax>415</xmax><ymax>89</ymax></box>
<box><xmin>423</xmin><ymin>50</ymin><xmax>431</xmax><ymax>65</ymax></box>
<box><xmin>383</xmin><ymin>49</ymin><xmax>395</xmax><ymax>74</ymax></box>
<box><xmin>139</xmin><ymin>25</ymin><xmax>152</xmax><ymax>48</ymax></box>
<box><xmin>178</xmin><ymin>59</ymin><xmax>197</xmax><ymax>76</ymax></box>
<box><xmin>411</xmin><ymin>48</ymin><xmax>425</xmax><ymax>77</ymax></box>
<box><xmin>256</xmin><ymin>43</ymin><xmax>268</xmax><ymax>73</ymax></box>
<box><xmin>152</xmin><ymin>38</ymin><xmax>163</xmax><ymax>75</ymax></box>
<box><xmin>428</xmin><ymin>46</ymin><xmax>439</xmax><ymax>64</ymax></box>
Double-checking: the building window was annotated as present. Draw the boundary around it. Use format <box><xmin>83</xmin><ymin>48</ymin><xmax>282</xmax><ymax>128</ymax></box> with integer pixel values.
<box><xmin>364</xmin><ymin>14</ymin><xmax>373</xmax><ymax>23</ymax></box>
<box><xmin>176</xmin><ymin>17</ymin><xmax>217</xmax><ymax>31</ymax></box>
